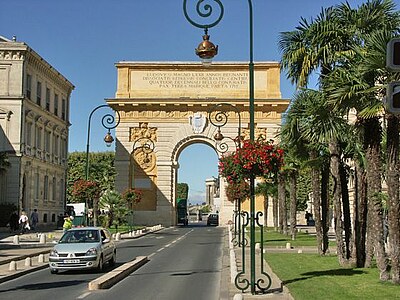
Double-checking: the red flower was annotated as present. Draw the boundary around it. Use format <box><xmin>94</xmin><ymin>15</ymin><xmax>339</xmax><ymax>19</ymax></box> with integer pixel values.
<box><xmin>218</xmin><ymin>139</ymin><xmax>284</xmax><ymax>183</ymax></box>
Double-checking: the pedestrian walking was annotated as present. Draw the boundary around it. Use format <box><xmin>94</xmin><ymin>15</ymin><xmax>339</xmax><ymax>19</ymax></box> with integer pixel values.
<box><xmin>19</xmin><ymin>211</ymin><xmax>30</xmax><ymax>234</ymax></box>
<box><xmin>30</xmin><ymin>209</ymin><xmax>39</xmax><ymax>230</ymax></box>
<box><xmin>63</xmin><ymin>215</ymin><xmax>74</xmax><ymax>232</ymax></box>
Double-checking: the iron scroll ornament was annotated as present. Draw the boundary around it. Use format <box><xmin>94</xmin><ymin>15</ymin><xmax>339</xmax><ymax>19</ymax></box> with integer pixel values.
<box><xmin>183</xmin><ymin>0</ymin><xmax>224</xmax><ymax>30</ymax></box>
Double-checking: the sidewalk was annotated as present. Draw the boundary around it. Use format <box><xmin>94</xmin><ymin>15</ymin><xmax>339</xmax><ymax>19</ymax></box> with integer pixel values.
<box><xmin>223</xmin><ymin>227</ymin><xmax>295</xmax><ymax>300</ymax></box>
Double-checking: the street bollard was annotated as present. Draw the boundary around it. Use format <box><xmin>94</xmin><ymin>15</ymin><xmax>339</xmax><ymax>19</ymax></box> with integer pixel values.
<box><xmin>298</xmin><ymin>249</ymin><xmax>303</xmax><ymax>254</ymax></box>
<box><xmin>255</xmin><ymin>243</ymin><xmax>260</xmax><ymax>250</ymax></box>
<box><xmin>25</xmin><ymin>257</ymin><xmax>32</xmax><ymax>267</ymax></box>
<box><xmin>13</xmin><ymin>235</ymin><xmax>19</xmax><ymax>245</ymax></box>
<box><xmin>38</xmin><ymin>254</ymin><xmax>44</xmax><ymax>263</ymax></box>
<box><xmin>115</xmin><ymin>232</ymin><xmax>121</xmax><ymax>241</ymax></box>
<box><xmin>39</xmin><ymin>234</ymin><xmax>46</xmax><ymax>244</ymax></box>
<box><xmin>9</xmin><ymin>261</ymin><xmax>17</xmax><ymax>271</ymax></box>
<box><xmin>286</xmin><ymin>242</ymin><xmax>291</xmax><ymax>249</ymax></box>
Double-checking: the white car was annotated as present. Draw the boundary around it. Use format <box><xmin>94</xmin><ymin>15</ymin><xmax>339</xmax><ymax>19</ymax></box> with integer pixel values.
<box><xmin>49</xmin><ymin>227</ymin><xmax>116</xmax><ymax>274</ymax></box>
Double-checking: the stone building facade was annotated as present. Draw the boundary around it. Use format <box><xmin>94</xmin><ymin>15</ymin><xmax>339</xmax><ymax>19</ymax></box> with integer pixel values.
<box><xmin>0</xmin><ymin>36</ymin><xmax>74</xmax><ymax>228</ymax></box>
<box><xmin>107</xmin><ymin>61</ymin><xmax>289</xmax><ymax>226</ymax></box>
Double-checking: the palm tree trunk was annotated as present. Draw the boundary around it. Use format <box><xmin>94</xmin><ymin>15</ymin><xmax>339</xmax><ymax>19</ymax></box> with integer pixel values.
<box><xmin>364</xmin><ymin>117</ymin><xmax>389</xmax><ymax>281</ymax></box>
<box><xmin>310</xmin><ymin>150</ymin><xmax>324</xmax><ymax>255</ymax></box>
<box><xmin>278</xmin><ymin>172</ymin><xmax>287</xmax><ymax>235</ymax></box>
<box><xmin>329</xmin><ymin>141</ymin><xmax>348</xmax><ymax>266</ymax></box>
<box><xmin>340</xmin><ymin>161</ymin><xmax>353</xmax><ymax>262</ymax></box>
<box><xmin>273</xmin><ymin>195</ymin><xmax>279</xmax><ymax>231</ymax></box>
<box><xmin>321</xmin><ymin>162</ymin><xmax>330</xmax><ymax>255</ymax></box>
<box><xmin>386</xmin><ymin>114</ymin><xmax>400</xmax><ymax>283</ymax></box>
<box><xmin>289</xmin><ymin>171</ymin><xmax>297</xmax><ymax>240</ymax></box>
<box><xmin>354</xmin><ymin>161</ymin><xmax>367</xmax><ymax>268</ymax></box>
<box><xmin>263</xmin><ymin>195</ymin><xmax>268</xmax><ymax>228</ymax></box>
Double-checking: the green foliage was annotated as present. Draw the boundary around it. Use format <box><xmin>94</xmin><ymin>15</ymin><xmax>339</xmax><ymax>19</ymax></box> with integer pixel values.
<box><xmin>200</xmin><ymin>205</ymin><xmax>211</xmax><ymax>214</ymax></box>
<box><xmin>177</xmin><ymin>183</ymin><xmax>189</xmax><ymax>200</ymax></box>
<box><xmin>99</xmin><ymin>190</ymin><xmax>129</xmax><ymax>228</ymax></box>
<box><xmin>67</xmin><ymin>152</ymin><xmax>116</xmax><ymax>203</ymax></box>
<box><xmin>0</xmin><ymin>202</ymin><xmax>17</xmax><ymax>227</ymax></box>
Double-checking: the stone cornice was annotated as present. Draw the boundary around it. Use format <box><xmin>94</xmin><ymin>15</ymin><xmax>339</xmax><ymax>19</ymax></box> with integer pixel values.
<box><xmin>107</xmin><ymin>98</ymin><xmax>290</xmax><ymax>114</ymax></box>
<box><xmin>0</xmin><ymin>41</ymin><xmax>74</xmax><ymax>93</ymax></box>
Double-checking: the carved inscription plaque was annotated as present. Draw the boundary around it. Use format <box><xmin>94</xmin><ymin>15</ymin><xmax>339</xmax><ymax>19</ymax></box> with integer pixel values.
<box><xmin>129</xmin><ymin>70</ymin><xmax>260</xmax><ymax>98</ymax></box>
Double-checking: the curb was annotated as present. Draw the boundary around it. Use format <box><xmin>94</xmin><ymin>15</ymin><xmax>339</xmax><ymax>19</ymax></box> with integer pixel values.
<box><xmin>0</xmin><ymin>263</ymin><xmax>49</xmax><ymax>284</ymax></box>
<box><xmin>88</xmin><ymin>256</ymin><xmax>148</xmax><ymax>290</ymax></box>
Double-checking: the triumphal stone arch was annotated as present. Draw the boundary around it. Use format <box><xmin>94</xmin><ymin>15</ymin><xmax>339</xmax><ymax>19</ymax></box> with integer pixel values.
<box><xmin>107</xmin><ymin>62</ymin><xmax>289</xmax><ymax>227</ymax></box>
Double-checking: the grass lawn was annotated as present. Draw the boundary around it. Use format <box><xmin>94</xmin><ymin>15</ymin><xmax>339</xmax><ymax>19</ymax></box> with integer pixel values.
<box><xmin>266</xmin><ymin>253</ymin><xmax>400</xmax><ymax>300</ymax></box>
<box><xmin>257</xmin><ymin>228</ymin><xmax>399</xmax><ymax>299</ymax></box>
<box><xmin>108</xmin><ymin>225</ymin><xmax>145</xmax><ymax>234</ymax></box>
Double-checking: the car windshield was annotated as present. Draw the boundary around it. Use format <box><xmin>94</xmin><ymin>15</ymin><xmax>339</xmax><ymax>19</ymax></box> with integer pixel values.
<box><xmin>59</xmin><ymin>229</ymin><xmax>100</xmax><ymax>243</ymax></box>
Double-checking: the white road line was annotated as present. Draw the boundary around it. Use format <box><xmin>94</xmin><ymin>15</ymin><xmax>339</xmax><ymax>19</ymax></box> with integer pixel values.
<box><xmin>77</xmin><ymin>292</ymin><xmax>91</xmax><ymax>299</ymax></box>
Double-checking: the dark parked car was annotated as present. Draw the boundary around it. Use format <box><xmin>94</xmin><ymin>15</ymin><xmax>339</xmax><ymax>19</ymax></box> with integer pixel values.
<box><xmin>49</xmin><ymin>227</ymin><xmax>116</xmax><ymax>274</ymax></box>
<box><xmin>207</xmin><ymin>213</ymin><xmax>219</xmax><ymax>226</ymax></box>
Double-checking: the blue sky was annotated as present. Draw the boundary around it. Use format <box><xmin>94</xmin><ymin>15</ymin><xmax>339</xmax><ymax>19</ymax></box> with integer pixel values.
<box><xmin>1</xmin><ymin>0</ymin><xmax>397</xmax><ymax>204</ymax></box>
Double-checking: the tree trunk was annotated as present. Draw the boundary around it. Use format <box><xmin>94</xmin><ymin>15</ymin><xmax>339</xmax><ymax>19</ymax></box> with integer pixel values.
<box><xmin>329</xmin><ymin>141</ymin><xmax>348</xmax><ymax>266</ymax></box>
<box><xmin>310</xmin><ymin>150</ymin><xmax>324</xmax><ymax>255</ymax></box>
<box><xmin>278</xmin><ymin>172</ymin><xmax>287</xmax><ymax>235</ymax></box>
<box><xmin>263</xmin><ymin>195</ymin><xmax>268</xmax><ymax>228</ymax></box>
<box><xmin>321</xmin><ymin>161</ymin><xmax>330</xmax><ymax>255</ymax></box>
<box><xmin>273</xmin><ymin>195</ymin><xmax>279</xmax><ymax>231</ymax></box>
<box><xmin>93</xmin><ymin>198</ymin><xmax>98</xmax><ymax>227</ymax></box>
<box><xmin>386</xmin><ymin>114</ymin><xmax>400</xmax><ymax>284</ymax></box>
<box><xmin>364</xmin><ymin>117</ymin><xmax>389</xmax><ymax>281</ymax></box>
<box><xmin>289</xmin><ymin>171</ymin><xmax>297</xmax><ymax>240</ymax></box>
<box><xmin>353</xmin><ymin>161</ymin><xmax>367</xmax><ymax>268</ymax></box>
<box><xmin>340</xmin><ymin>161</ymin><xmax>353</xmax><ymax>262</ymax></box>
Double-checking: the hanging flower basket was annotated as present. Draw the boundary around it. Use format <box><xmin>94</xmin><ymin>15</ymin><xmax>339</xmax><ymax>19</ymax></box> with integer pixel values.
<box><xmin>219</xmin><ymin>139</ymin><xmax>284</xmax><ymax>184</ymax></box>
<box><xmin>122</xmin><ymin>188</ymin><xmax>142</xmax><ymax>206</ymax></box>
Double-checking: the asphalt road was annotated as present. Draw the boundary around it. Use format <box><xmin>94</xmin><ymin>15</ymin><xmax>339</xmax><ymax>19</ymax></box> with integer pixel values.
<box><xmin>0</xmin><ymin>224</ymin><xmax>224</xmax><ymax>300</ymax></box>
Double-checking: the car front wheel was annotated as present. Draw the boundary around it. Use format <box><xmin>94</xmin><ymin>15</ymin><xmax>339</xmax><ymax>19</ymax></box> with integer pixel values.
<box><xmin>109</xmin><ymin>251</ymin><xmax>116</xmax><ymax>266</ymax></box>
<box><xmin>97</xmin><ymin>255</ymin><xmax>104</xmax><ymax>272</ymax></box>
<box><xmin>50</xmin><ymin>269</ymin><xmax>58</xmax><ymax>274</ymax></box>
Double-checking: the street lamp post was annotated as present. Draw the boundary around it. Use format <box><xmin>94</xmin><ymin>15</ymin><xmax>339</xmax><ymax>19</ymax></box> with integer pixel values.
<box><xmin>183</xmin><ymin>0</ymin><xmax>270</xmax><ymax>294</ymax></box>
<box><xmin>85</xmin><ymin>104</ymin><xmax>120</xmax><ymax>225</ymax></box>
<box><xmin>208</xmin><ymin>103</ymin><xmax>245</xmax><ymax>247</ymax></box>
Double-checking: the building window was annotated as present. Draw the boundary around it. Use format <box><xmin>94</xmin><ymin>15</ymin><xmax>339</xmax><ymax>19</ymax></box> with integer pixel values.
<box><xmin>52</xmin><ymin>177</ymin><xmax>56</xmax><ymax>201</ymax></box>
<box><xmin>45</xmin><ymin>131</ymin><xmax>51</xmax><ymax>153</ymax></box>
<box><xmin>36</xmin><ymin>126</ymin><xmax>42</xmax><ymax>149</ymax></box>
<box><xmin>44</xmin><ymin>175</ymin><xmax>49</xmax><ymax>201</ymax></box>
<box><xmin>54</xmin><ymin>94</ymin><xmax>59</xmax><ymax>116</ymax></box>
<box><xmin>61</xmin><ymin>98</ymin><xmax>66</xmax><ymax>120</ymax></box>
<box><xmin>26</xmin><ymin>122</ymin><xmax>32</xmax><ymax>146</ymax></box>
<box><xmin>43</xmin><ymin>213</ymin><xmax>48</xmax><ymax>223</ymax></box>
<box><xmin>46</xmin><ymin>88</ymin><xmax>50</xmax><ymax>111</ymax></box>
<box><xmin>35</xmin><ymin>173</ymin><xmax>40</xmax><ymax>200</ymax></box>
<box><xmin>36</xmin><ymin>81</ymin><xmax>42</xmax><ymax>106</ymax></box>
<box><xmin>26</xmin><ymin>74</ymin><xmax>32</xmax><ymax>100</ymax></box>
<box><xmin>60</xmin><ymin>179</ymin><xmax>64</xmax><ymax>204</ymax></box>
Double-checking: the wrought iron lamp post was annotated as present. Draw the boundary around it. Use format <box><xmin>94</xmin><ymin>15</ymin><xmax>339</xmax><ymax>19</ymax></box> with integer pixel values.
<box><xmin>183</xmin><ymin>0</ymin><xmax>270</xmax><ymax>294</ymax></box>
<box><xmin>208</xmin><ymin>103</ymin><xmax>244</xmax><ymax>247</ymax></box>
<box><xmin>84</xmin><ymin>104</ymin><xmax>120</xmax><ymax>225</ymax></box>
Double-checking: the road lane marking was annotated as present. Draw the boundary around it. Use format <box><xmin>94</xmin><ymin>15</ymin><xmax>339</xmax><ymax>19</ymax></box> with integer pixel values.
<box><xmin>77</xmin><ymin>292</ymin><xmax>91</xmax><ymax>299</ymax></box>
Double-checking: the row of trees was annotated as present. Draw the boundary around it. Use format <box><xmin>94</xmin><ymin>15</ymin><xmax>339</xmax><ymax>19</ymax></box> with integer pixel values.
<box><xmin>67</xmin><ymin>152</ymin><xmax>141</xmax><ymax>228</ymax></box>
<box><xmin>277</xmin><ymin>0</ymin><xmax>400</xmax><ymax>284</ymax></box>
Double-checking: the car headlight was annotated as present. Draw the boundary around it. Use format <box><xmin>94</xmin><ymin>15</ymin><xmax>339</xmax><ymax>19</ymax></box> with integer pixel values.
<box><xmin>50</xmin><ymin>249</ymin><xmax>59</xmax><ymax>257</ymax></box>
<box><xmin>86</xmin><ymin>247</ymin><xmax>98</xmax><ymax>256</ymax></box>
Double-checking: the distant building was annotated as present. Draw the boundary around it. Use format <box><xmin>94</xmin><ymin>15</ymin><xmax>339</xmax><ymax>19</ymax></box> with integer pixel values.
<box><xmin>0</xmin><ymin>35</ymin><xmax>74</xmax><ymax>228</ymax></box>
<box><xmin>205</xmin><ymin>177</ymin><xmax>220</xmax><ymax>212</ymax></box>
